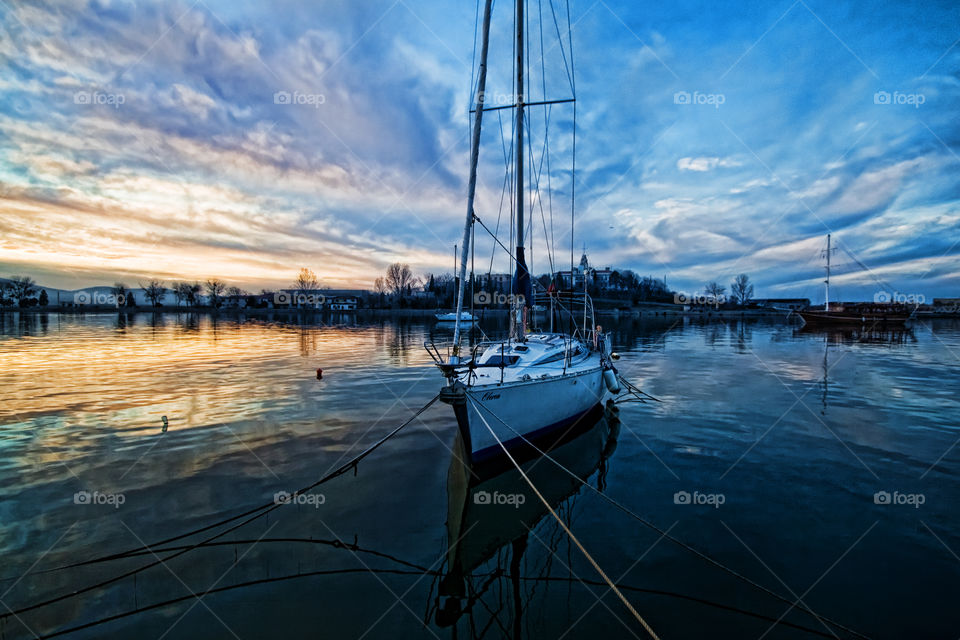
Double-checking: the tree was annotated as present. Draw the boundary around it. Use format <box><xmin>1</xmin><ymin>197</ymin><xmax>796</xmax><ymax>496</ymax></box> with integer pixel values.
<box><xmin>385</xmin><ymin>263</ymin><xmax>416</xmax><ymax>296</ymax></box>
<box><xmin>730</xmin><ymin>274</ymin><xmax>754</xmax><ymax>306</ymax></box>
<box><xmin>373</xmin><ymin>277</ymin><xmax>387</xmax><ymax>295</ymax></box>
<box><xmin>142</xmin><ymin>280</ymin><xmax>167</xmax><ymax>307</ymax></box>
<box><xmin>205</xmin><ymin>279</ymin><xmax>226</xmax><ymax>308</ymax></box>
<box><xmin>112</xmin><ymin>282</ymin><xmax>128</xmax><ymax>306</ymax></box>
<box><xmin>186</xmin><ymin>283</ymin><xmax>201</xmax><ymax>306</ymax></box>
<box><xmin>704</xmin><ymin>281</ymin><xmax>726</xmax><ymax>299</ymax></box>
<box><xmin>172</xmin><ymin>282</ymin><xmax>189</xmax><ymax>307</ymax></box>
<box><xmin>294</xmin><ymin>268</ymin><xmax>320</xmax><ymax>292</ymax></box>
<box><xmin>9</xmin><ymin>276</ymin><xmax>36</xmax><ymax>307</ymax></box>
<box><xmin>226</xmin><ymin>286</ymin><xmax>246</xmax><ymax>307</ymax></box>
<box><xmin>38</xmin><ymin>289</ymin><xmax>49</xmax><ymax>306</ymax></box>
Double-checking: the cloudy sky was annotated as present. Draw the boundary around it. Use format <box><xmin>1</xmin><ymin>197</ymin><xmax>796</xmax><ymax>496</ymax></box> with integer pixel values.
<box><xmin>1</xmin><ymin>0</ymin><xmax>958</xmax><ymax>301</ymax></box>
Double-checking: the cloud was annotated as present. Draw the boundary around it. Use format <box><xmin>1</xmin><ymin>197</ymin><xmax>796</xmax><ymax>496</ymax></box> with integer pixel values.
<box><xmin>676</xmin><ymin>156</ymin><xmax>743</xmax><ymax>172</ymax></box>
<box><xmin>0</xmin><ymin>0</ymin><xmax>957</xmax><ymax>299</ymax></box>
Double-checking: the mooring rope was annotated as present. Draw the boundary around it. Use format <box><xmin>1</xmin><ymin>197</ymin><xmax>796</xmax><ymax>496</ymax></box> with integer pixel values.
<box><xmin>468</xmin><ymin>394</ymin><xmax>870</xmax><ymax>640</ymax></box>
<box><xmin>0</xmin><ymin>394</ymin><xmax>440</xmax><ymax>621</ymax></box>
<box><xmin>467</xmin><ymin>396</ymin><xmax>663</xmax><ymax>640</ymax></box>
<box><xmin>32</xmin><ymin>565</ymin><xmax>842</xmax><ymax>640</ymax></box>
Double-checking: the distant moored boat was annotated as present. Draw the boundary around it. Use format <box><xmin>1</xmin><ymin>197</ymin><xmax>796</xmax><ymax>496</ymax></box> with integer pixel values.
<box><xmin>798</xmin><ymin>234</ymin><xmax>914</xmax><ymax>328</ymax></box>
<box><xmin>435</xmin><ymin>311</ymin><xmax>476</xmax><ymax>322</ymax></box>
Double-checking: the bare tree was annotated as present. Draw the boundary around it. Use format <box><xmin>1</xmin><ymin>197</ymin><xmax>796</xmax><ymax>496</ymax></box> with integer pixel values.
<box><xmin>385</xmin><ymin>263</ymin><xmax>417</xmax><ymax>296</ymax></box>
<box><xmin>294</xmin><ymin>268</ymin><xmax>320</xmax><ymax>292</ymax></box>
<box><xmin>730</xmin><ymin>274</ymin><xmax>754</xmax><ymax>306</ymax></box>
<box><xmin>172</xmin><ymin>282</ymin><xmax>188</xmax><ymax>307</ymax></box>
<box><xmin>704</xmin><ymin>281</ymin><xmax>726</xmax><ymax>299</ymax></box>
<box><xmin>141</xmin><ymin>280</ymin><xmax>167</xmax><ymax>307</ymax></box>
<box><xmin>186</xmin><ymin>282</ymin><xmax>201</xmax><ymax>306</ymax></box>
<box><xmin>205</xmin><ymin>279</ymin><xmax>226</xmax><ymax>308</ymax></box>
<box><xmin>8</xmin><ymin>276</ymin><xmax>36</xmax><ymax>306</ymax></box>
<box><xmin>226</xmin><ymin>286</ymin><xmax>246</xmax><ymax>307</ymax></box>
<box><xmin>373</xmin><ymin>277</ymin><xmax>387</xmax><ymax>295</ymax></box>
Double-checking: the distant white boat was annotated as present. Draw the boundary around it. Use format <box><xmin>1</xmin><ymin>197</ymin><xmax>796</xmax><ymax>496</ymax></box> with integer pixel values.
<box><xmin>435</xmin><ymin>312</ymin><xmax>476</xmax><ymax>322</ymax></box>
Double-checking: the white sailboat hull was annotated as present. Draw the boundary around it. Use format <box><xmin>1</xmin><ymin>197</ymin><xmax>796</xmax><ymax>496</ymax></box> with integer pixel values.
<box><xmin>435</xmin><ymin>312</ymin><xmax>476</xmax><ymax>322</ymax></box>
<box><xmin>456</xmin><ymin>367</ymin><xmax>607</xmax><ymax>461</ymax></box>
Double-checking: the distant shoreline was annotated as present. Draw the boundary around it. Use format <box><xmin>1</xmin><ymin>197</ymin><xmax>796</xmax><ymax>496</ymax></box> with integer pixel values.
<box><xmin>1</xmin><ymin>305</ymin><xmax>795</xmax><ymax>319</ymax></box>
<box><xmin>4</xmin><ymin>305</ymin><xmax>957</xmax><ymax>320</ymax></box>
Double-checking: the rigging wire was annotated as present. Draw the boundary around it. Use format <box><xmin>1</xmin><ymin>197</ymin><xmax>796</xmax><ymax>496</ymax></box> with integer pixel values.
<box><xmin>467</xmin><ymin>396</ymin><xmax>871</xmax><ymax>640</ymax></box>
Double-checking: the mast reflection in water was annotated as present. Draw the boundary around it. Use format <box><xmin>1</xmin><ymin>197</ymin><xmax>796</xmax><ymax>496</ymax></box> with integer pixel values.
<box><xmin>434</xmin><ymin>402</ymin><xmax>621</xmax><ymax>637</ymax></box>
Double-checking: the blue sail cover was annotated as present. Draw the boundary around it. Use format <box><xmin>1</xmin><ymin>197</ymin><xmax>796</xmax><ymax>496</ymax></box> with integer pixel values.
<box><xmin>512</xmin><ymin>246</ymin><xmax>532</xmax><ymax>307</ymax></box>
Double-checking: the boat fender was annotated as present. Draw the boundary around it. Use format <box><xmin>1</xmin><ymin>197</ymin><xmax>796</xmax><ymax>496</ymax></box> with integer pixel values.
<box><xmin>316</xmin><ymin>368</ymin><xmax>323</xmax><ymax>380</ymax></box>
<box><xmin>603</xmin><ymin>367</ymin><xmax>621</xmax><ymax>393</ymax></box>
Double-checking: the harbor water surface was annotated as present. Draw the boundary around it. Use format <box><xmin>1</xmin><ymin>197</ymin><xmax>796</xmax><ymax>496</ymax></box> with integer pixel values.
<box><xmin>1</xmin><ymin>313</ymin><xmax>958</xmax><ymax>638</ymax></box>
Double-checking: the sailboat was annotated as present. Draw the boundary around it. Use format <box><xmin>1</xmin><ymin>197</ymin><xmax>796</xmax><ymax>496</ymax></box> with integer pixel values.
<box><xmin>434</xmin><ymin>311</ymin><xmax>477</xmax><ymax>323</ymax></box>
<box><xmin>425</xmin><ymin>0</ymin><xmax>619</xmax><ymax>463</ymax></box>
<box><xmin>798</xmin><ymin>234</ymin><xmax>913</xmax><ymax>327</ymax></box>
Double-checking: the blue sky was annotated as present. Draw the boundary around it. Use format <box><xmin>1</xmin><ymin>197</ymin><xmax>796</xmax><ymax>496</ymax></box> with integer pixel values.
<box><xmin>1</xmin><ymin>0</ymin><xmax>958</xmax><ymax>301</ymax></box>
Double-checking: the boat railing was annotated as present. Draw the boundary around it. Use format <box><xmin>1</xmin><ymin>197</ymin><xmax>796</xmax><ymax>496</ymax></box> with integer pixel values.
<box><xmin>532</xmin><ymin>290</ymin><xmax>598</xmax><ymax>343</ymax></box>
<box><xmin>425</xmin><ymin>290</ymin><xmax>601</xmax><ymax>372</ymax></box>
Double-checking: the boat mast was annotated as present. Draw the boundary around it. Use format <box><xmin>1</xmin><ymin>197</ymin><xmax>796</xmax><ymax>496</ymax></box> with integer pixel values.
<box><xmin>511</xmin><ymin>0</ymin><xmax>530</xmax><ymax>341</ymax></box>
<box><xmin>451</xmin><ymin>0</ymin><xmax>493</xmax><ymax>362</ymax></box>
<box><xmin>825</xmin><ymin>233</ymin><xmax>831</xmax><ymax>312</ymax></box>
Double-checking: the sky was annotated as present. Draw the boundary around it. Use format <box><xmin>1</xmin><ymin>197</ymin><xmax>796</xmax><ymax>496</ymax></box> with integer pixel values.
<box><xmin>1</xmin><ymin>0</ymin><xmax>958</xmax><ymax>302</ymax></box>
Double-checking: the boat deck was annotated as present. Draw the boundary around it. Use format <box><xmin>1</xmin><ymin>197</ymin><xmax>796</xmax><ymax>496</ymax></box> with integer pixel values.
<box><xmin>459</xmin><ymin>333</ymin><xmax>601</xmax><ymax>386</ymax></box>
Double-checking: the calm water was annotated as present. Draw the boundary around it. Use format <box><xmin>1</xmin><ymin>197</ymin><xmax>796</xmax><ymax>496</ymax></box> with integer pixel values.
<box><xmin>1</xmin><ymin>312</ymin><xmax>958</xmax><ymax>639</ymax></box>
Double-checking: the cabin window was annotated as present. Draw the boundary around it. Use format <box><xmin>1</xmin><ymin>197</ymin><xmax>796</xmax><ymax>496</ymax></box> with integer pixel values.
<box><xmin>535</xmin><ymin>352</ymin><xmax>565</xmax><ymax>364</ymax></box>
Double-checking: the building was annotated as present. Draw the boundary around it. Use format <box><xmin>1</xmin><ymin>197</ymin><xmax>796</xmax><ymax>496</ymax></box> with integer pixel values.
<box><xmin>557</xmin><ymin>251</ymin><xmax>614</xmax><ymax>290</ymax></box>
<box><xmin>329</xmin><ymin>296</ymin><xmax>358</xmax><ymax>311</ymax></box>
<box><xmin>933</xmin><ymin>298</ymin><xmax>960</xmax><ymax>308</ymax></box>
<box><xmin>274</xmin><ymin>288</ymin><xmax>326</xmax><ymax>308</ymax></box>
<box><xmin>476</xmin><ymin>273</ymin><xmax>511</xmax><ymax>293</ymax></box>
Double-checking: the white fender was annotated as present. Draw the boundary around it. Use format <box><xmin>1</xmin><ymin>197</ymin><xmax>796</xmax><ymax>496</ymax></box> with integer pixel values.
<box><xmin>603</xmin><ymin>368</ymin><xmax>621</xmax><ymax>393</ymax></box>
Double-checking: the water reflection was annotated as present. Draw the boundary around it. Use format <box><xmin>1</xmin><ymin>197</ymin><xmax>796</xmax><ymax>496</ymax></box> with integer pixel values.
<box><xmin>794</xmin><ymin>324</ymin><xmax>917</xmax><ymax>345</ymax></box>
<box><xmin>1</xmin><ymin>314</ymin><xmax>959</xmax><ymax>638</ymax></box>
<box><xmin>435</xmin><ymin>402</ymin><xmax>621</xmax><ymax>637</ymax></box>
<box><xmin>794</xmin><ymin>325</ymin><xmax>918</xmax><ymax>414</ymax></box>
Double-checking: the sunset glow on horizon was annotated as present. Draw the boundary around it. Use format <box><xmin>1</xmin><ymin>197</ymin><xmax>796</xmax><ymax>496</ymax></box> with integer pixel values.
<box><xmin>2</xmin><ymin>0</ymin><xmax>958</xmax><ymax>301</ymax></box>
